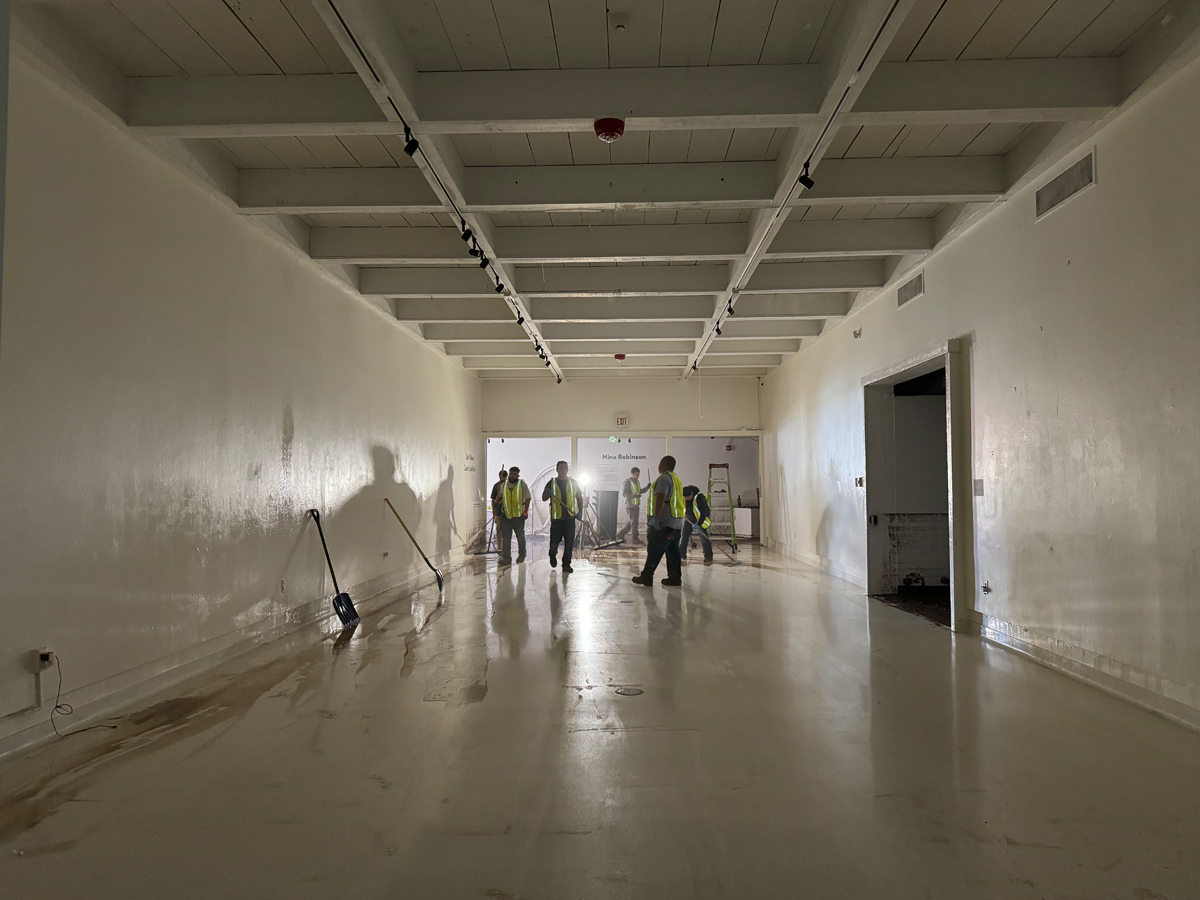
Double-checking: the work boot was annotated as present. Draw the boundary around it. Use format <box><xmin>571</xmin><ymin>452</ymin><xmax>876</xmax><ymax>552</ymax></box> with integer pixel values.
<box><xmin>550</xmin><ymin>554</ymin><xmax>557</xmax><ymax>568</ymax></box>
<box><xmin>499</xmin><ymin>558</ymin><xmax>512</xmax><ymax>566</ymax></box>
<box><xmin>631</xmin><ymin>575</ymin><xmax>653</xmax><ymax>586</ymax></box>
<box><xmin>562</xmin><ymin>563</ymin><xmax>574</xmax><ymax>573</ymax></box>
<box><xmin>703</xmin><ymin>558</ymin><xmax>714</xmax><ymax>565</ymax></box>
<box><xmin>660</xmin><ymin>577</ymin><xmax>682</xmax><ymax>586</ymax></box>
<box><xmin>516</xmin><ymin>554</ymin><xmax>526</xmax><ymax>563</ymax></box>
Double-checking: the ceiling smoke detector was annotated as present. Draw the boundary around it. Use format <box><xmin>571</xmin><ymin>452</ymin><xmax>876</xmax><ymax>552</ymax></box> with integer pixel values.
<box><xmin>594</xmin><ymin>118</ymin><xmax>625</xmax><ymax>144</ymax></box>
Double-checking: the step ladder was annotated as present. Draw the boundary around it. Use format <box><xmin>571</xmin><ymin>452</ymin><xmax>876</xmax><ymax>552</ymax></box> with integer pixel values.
<box><xmin>707</xmin><ymin>463</ymin><xmax>738</xmax><ymax>553</ymax></box>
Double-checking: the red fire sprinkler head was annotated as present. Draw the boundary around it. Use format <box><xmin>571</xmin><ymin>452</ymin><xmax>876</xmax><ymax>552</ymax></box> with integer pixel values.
<box><xmin>614</xmin><ymin>353</ymin><xmax>626</xmax><ymax>361</ymax></box>
<box><xmin>594</xmin><ymin>118</ymin><xmax>625</xmax><ymax>143</ymax></box>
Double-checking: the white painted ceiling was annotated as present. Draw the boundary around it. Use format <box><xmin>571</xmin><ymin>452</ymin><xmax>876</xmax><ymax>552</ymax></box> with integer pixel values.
<box><xmin>23</xmin><ymin>0</ymin><xmax>1193</xmax><ymax>380</ymax></box>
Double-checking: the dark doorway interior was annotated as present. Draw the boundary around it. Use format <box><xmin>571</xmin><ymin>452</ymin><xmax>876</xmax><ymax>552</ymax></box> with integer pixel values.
<box><xmin>867</xmin><ymin>368</ymin><xmax>951</xmax><ymax>627</ymax></box>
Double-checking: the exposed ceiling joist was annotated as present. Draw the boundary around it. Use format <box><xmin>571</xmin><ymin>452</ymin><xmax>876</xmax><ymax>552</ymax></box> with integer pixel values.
<box><xmin>237</xmin><ymin>156</ymin><xmax>1005</xmax><ymax>214</ymax></box>
<box><xmin>124</xmin><ymin>58</ymin><xmax>1120</xmax><ymax>137</ymax></box>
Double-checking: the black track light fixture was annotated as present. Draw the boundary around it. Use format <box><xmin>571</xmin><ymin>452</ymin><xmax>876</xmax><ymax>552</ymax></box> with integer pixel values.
<box><xmin>544</xmin><ymin>359</ymin><xmax>551</xmax><ymax>367</ymax></box>
<box><xmin>517</xmin><ymin>315</ymin><xmax>525</xmax><ymax>325</ymax></box>
<box><xmin>494</xmin><ymin>279</ymin><xmax>505</xmax><ymax>294</ymax></box>
<box><xmin>460</xmin><ymin>224</ymin><xmax>473</xmax><ymax>243</ymax></box>
<box><xmin>557</xmin><ymin>377</ymin><xmax>562</xmax><ymax>384</ymax></box>
<box><xmin>716</xmin><ymin>324</ymin><xmax>722</xmax><ymax>336</ymax></box>
<box><xmin>403</xmin><ymin>126</ymin><xmax>419</xmax><ymax>157</ymax></box>
<box><xmin>468</xmin><ymin>239</ymin><xmax>481</xmax><ymax>258</ymax></box>
<box><xmin>798</xmin><ymin>161</ymin><xmax>815</xmax><ymax>190</ymax></box>
<box><xmin>478</xmin><ymin>255</ymin><xmax>489</xmax><ymax>268</ymax></box>
<box><xmin>727</xmin><ymin>302</ymin><xmax>735</xmax><ymax>316</ymax></box>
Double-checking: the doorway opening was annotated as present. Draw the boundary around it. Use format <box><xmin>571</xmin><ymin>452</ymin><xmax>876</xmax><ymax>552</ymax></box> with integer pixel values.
<box><xmin>864</xmin><ymin>365</ymin><xmax>951</xmax><ymax>627</ymax></box>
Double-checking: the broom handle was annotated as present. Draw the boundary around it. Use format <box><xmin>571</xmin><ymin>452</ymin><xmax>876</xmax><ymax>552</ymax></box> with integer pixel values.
<box><xmin>384</xmin><ymin>498</ymin><xmax>433</xmax><ymax>563</ymax></box>
<box><xmin>307</xmin><ymin>509</ymin><xmax>341</xmax><ymax>594</ymax></box>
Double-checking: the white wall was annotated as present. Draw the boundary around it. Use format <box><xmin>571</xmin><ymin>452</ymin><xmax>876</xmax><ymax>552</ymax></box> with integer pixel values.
<box><xmin>672</xmin><ymin>436</ymin><xmax>760</xmax><ymax>507</ymax></box>
<box><xmin>482</xmin><ymin>375</ymin><xmax>760</xmax><ymax>435</ymax></box>
<box><xmin>0</xmin><ymin>62</ymin><xmax>482</xmax><ymax>732</ymax></box>
<box><xmin>761</xmin><ymin>55</ymin><xmax>1200</xmax><ymax>716</ymax></box>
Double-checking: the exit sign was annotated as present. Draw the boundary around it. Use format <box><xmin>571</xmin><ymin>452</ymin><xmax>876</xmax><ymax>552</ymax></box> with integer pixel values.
<box><xmin>615</xmin><ymin>414</ymin><xmax>629</xmax><ymax>428</ymax></box>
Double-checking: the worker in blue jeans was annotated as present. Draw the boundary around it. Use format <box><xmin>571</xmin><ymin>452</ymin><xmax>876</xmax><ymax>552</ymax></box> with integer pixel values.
<box><xmin>681</xmin><ymin>485</ymin><xmax>714</xmax><ymax>565</ymax></box>
<box><xmin>632</xmin><ymin>455</ymin><xmax>685</xmax><ymax>587</ymax></box>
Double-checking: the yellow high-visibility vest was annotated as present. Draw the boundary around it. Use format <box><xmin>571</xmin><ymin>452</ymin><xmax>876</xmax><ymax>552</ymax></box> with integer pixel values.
<box><xmin>501</xmin><ymin>480</ymin><xmax>527</xmax><ymax>518</ymax></box>
<box><xmin>667</xmin><ymin>472</ymin><xmax>685</xmax><ymax>519</ymax></box>
<box><xmin>692</xmin><ymin>491</ymin><xmax>711</xmax><ymax>530</ymax></box>
<box><xmin>549</xmin><ymin>478</ymin><xmax>577</xmax><ymax>519</ymax></box>
<box><xmin>627</xmin><ymin>478</ymin><xmax>641</xmax><ymax>507</ymax></box>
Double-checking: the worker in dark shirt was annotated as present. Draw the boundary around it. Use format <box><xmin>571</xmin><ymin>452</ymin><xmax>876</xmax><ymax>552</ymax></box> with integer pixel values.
<box><xmin>681</xmin><ymin>485</ymin><xmax>714</xmax><ymax>565</ymax></box>
<box><xmin>542</xmin><ymin>460</ymin><xmax>583</xmax><ymax>573</ymax></box>
<box><xmin>490</xmin><ymin>468</ymin><xmax>508</xmax><ymax>518</ymax></box>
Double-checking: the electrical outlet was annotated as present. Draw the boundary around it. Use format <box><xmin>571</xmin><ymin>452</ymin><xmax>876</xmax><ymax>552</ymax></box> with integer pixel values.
<box><xmin>37</xmin><ymin>647</ymin><xmax>54</xmax><ymax>670</ymax></box>
<box><xmin>280</xmin><ymin>578</ymin><xmax>287</xmax><ymax>594</ymax></box>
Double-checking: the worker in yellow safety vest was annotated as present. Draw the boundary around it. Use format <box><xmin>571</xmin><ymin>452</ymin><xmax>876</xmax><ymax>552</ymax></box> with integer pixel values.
<box><xmin>632</xmin><ymin>455</ymin><xmax>686</xmax><ymax>587</ymax></box>
<box><xmin>542</xmin><ymin>460</ymin><xmax>584</xmax><ymax>573</ymax></box>
<box><xmin>681</xmin><ymin>485</ymin><xmax>714</xmax><ymax>565</ymax></box>
<box><xmin>615</xmin><ymin>466</ymin><xmax>643</xmax><ymax>545</ymax></box>
<box><xmin>497</xmin><ymin>466</ymin><xmax>530</xmax><ymax>565</ymax></box>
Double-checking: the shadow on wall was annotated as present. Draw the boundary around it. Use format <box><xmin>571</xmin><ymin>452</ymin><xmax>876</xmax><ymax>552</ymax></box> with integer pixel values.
<box><xmin>434</xmin><ymin>464</ymin><xmax>458</xmax><ymax>559</ymax></box>
<box><xmin>326</xmin><ymin>445</ymin><xmax>420</xmax><ymax>591</ymax></box>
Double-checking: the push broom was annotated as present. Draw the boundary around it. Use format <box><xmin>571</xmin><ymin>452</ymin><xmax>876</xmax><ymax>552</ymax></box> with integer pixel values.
<box><xmin>307</xmin><ymin>509</ymin><xmax>360</xmax><ymax>629</ymax></box>
<box><xmin>385</xmin><ymin>498</ymin><xmax>445</xmax><ymax>591</ymax></box>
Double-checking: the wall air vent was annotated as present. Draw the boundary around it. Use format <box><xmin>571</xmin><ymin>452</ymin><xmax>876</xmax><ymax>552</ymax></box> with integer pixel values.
<box><xmin>897</xmin><ymin>271</ymin><xmax>925</xmax><ymax>309</ymax></box>
<box><xmin>1036</xmin><ymin>152</ymin><xmax>1094</xmax><ymax>219</ymax></box>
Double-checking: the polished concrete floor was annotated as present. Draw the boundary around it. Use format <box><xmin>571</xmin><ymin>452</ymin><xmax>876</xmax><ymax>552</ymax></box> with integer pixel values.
<box><xmin>2</xmin><ymin>546</ymin><xmax>1198</xmax><ymax>899</ymax></box>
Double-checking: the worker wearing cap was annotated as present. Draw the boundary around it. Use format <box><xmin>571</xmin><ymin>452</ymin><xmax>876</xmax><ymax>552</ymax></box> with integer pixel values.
<box><xmin>490</xmin><ymin>468</ymin><xmax>508</xmax><ymax>520</ymax></box>
<box><xmin>497</xmin><ymin>466</ymin><xmax>530</xmax><ymax>565</ymax></box>
<box><xmin>681</xmin><ymin>485</ymin><xmax>714</xmax><ymax>565</ymax></box>
<box><xmin>542</xmin><ymin>460</ymin><xmax>583</xmax><ymax>573</ymax></box>
<box><xmin>632</xmin><ymin>455</ymin><xmax>685</xmax><ymax>587</ymax></box>
<box><xmin>615</xmin><ymin>466</ymin><xmax>643</xmax><ymax>545</ymax></box>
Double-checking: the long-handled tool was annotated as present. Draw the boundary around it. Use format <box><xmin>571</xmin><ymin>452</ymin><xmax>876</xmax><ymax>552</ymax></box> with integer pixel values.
<box><xmin>384</xmin><ymin>498</ymin><xmax>445</xmax><ymax>591</ymax></box>
<box><xmin>307</xmin><ymin>509</ymin><xmax>360</xmax><ymax>629</ymax></box>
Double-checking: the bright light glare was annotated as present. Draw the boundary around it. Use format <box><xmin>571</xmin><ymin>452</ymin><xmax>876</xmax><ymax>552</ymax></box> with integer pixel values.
<box><xmin>579</xmin><ymin>472</ymin><xmax>591</xmax><ymax>485</ymax></box>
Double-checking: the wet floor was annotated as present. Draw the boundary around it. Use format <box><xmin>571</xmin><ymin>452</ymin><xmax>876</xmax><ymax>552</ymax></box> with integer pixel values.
<box><xmin>1</xmin><ymin>546</ymin><xmax>1198</xmax><ymax>899</ymax></box>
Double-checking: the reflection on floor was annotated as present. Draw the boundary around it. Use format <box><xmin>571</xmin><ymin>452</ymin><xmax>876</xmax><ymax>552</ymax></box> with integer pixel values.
<box><xmin>2</xmin><ymin>546</ymin><xmax>1198</xmax><ymax>898</ymax></box>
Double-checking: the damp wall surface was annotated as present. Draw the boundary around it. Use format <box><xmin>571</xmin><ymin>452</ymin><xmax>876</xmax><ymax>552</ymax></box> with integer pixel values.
<box><xmin>0</xmin><ymin>61</ymin><xmax>482</xmax><ymax>726</ymax></box>
<box><xmin>761</xmin><ymin>55</ymin><xmax>1200</xmax><ymax>714</ymax></box>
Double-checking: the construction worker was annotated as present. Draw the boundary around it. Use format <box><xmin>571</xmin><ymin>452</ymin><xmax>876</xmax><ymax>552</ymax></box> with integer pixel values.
<box><xmin>615</xmin><ymin>466</ymin><xmax>643</xmax><ymax>544</ymax></box>
<box><xmin>681</xmin><ymin>485</ymin><xmax>714</xmax><ymax>565</ymax></box>
<box><xmin>497</xmin><ymin>466</ymin><xmax>530</xmax><ymax>565</ymax></box>
<box><xmin>632</xmin><ymin>455</ymin><xmax>685</xmax><ymax>587</ymax></box>
<box><xmin>490</xmin><ymin>468</ymin><xmax>508</xmax><ymax>520</ymax></box>
<box><xmin>542</xmin><ymin>460</ymin><xmax>583</xmax><ymax>572</ymax></box>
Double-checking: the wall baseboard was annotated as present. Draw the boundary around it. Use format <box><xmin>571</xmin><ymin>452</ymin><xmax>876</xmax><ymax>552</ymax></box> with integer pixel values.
<box><xmin>0</xmin><ymin>552</ymin><xmax>470</xmax><ymax>761</ymax></box>
<box><xmin>980</xmin><ymin>615</ymin><xmax>1200</xmax><ymax>734</ymax></box>
<box><xmin>762</xmin><ymin>537</ymin><xmax>866</xmax><ymax>589</ymax></box>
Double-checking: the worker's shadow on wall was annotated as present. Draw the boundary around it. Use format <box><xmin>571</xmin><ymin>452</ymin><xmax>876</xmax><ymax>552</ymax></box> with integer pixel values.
<box><xmin>433</xmin><ymin>464</ymin><xmax>457</xmax><ymax>559</ymax></box>
<box><xmin>328</xmin><ymin>445</ymin><xmax>420</xmax><ymax>585</ymax></box>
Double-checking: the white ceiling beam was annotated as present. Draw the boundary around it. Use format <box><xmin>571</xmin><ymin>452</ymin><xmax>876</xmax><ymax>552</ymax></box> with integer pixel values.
<box><xmin>516</xmin><ymin>266</ymin><xmax>729</xmax><ymax>296</ymax></box>
<box><xmin>540</xmin><ymin>322</ymin><xmax>704</xmax><ymax>341</ymax></box>
<box><xmin>392</xmin><ymin>298</ymin><xmax>512</xmax><ymax>321</ymax></box>
<box><xmin>124</xmin><ymin>58</ymin><xmax>1119</xmax><ymax>137</ymax></box>
<box><xmin>845</xmin><ymin>59</ymin><xmax>1120</xmax><ymax>125</ymax></box>
<box><xmin>766</xmin><ymin>218</ymin><xmax>932</xmax><ymax>258</ymax></box>
<box><xmin>697</xmin><ymin>354</ymin><xmax>784</xmax><ymax>367</ymax></box>
<box><xmin>717</xmin><ymin>319</ymin><xmax>825</xmax><ymax>338</ymax></box>
<box><xmin>240</xmin><ymin>157</ymin><xmax>1002</xmax><ymax>214</ymax></box>
<box><xmin>462</xmin><ymin>357</ymin><xmax>549</xmax><ymax>369</ymax></box>
<box><xmin>310</xmin><ymin>219</ymin><xmax>929</xmax><ymax>265</ymax></box>
<box><xmin>559</xmin><ymin>356</ymin><xmax>690</xmax><ymax>369</ymax></box>
<box><xmin>549</xmin><ymin>341</ymin><xmax>698</xmax><ymax>356</ymax></box>
<box><xmin>361</xmin><ymin>267</ymin><xmax>496</xmax><ymax>297</ymax></box>
<box><xmin>422</xmin><ymin>323</ymin><xmax>528</xmax><ymax>341</ymax></box>
<box><xmin>530</xmin><ymin>297</ymin><xmax>717</xmax><ymax>322</ymax></box>
<box><xmin>441</xmin><ymin>342</ymin><xmax>537</xmax><ymax>356</ymax></box>
<box><xmin>731</xmin><ymin>294</ymin><xmax>851</xmax><ymax>319</ymax></box>
<box><xmin>708</xmin><ymin>338</ymin><xmax>803</xmax><ymax>354</ymax></box>
<box><xmin>797</xmin><ymin>157</ymin><xmax>1006</xmax><ymax>205</ymax></box>
<box><xmin>743</xmin><ymin>260</ymin><xmax>884</xmax><ymax>293</ymax></box>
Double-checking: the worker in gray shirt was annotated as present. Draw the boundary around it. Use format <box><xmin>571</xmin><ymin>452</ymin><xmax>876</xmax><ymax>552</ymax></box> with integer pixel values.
<box><xmin>632</xmin><ymin>456</ymin><xmax>685</xmax><ymax>587</ymax></box>
<box><xmin>616</xmin><ymin>466</ymin><xmax>643</xmax><ymax>545</ymax></box>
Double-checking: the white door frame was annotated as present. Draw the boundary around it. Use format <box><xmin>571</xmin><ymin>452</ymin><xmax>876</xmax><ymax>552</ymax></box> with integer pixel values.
<box><xmin>861</xmin><ymin>339</ymin><xmax>976</xmax><ymax>633</ymax></box>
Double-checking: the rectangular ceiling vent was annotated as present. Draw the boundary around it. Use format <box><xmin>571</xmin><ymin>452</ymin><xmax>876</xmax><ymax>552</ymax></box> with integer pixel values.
<box><xmin>1036</xmin><ymin>152</ymin><xmax>1094</xmax><ymax>219</ymax></box>
<box><xmin>897</xmin><ymin>271</ymin><xmax>925</xmax><ymax>309</ymax></box>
